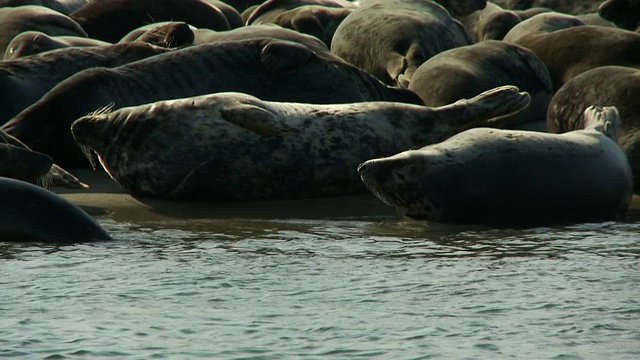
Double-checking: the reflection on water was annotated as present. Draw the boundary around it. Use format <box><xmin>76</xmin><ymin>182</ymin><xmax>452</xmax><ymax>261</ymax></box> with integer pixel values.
<box><xmin>1</xmin><ymin>216</ymin><xmax>639</xmax><ymax>359</ymax></box>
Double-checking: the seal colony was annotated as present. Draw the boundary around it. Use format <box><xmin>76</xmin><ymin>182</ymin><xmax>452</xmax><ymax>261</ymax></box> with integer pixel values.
<box><xmin>70</xmin><ymin>86</ymin><xmax>530</xmax><ymax>201</ymax></box>
<box><xmin>1</xmin><ymin>0</ymin><xmax>639</xmax><ymax>239</ymax></box>
<box><xmin>358</xmin><ymin>106</ymin><xmax>633</xmax><ymax>227</ymax></box>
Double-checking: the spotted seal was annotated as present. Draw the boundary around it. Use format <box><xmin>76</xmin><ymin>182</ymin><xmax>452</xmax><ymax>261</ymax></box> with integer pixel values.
<box><xmin>0</xmin><ymin>177</ymin><xmax>111</xmax><ymax>243</ymax></box>
<box><xmin>70</xmin><ymin>86</ymin><xmax>530</xmax><ymax>201</ymax></box>
<box><xmin>358</xmin><ymin>106</ymin><xmax>633</xmax><ymax>227</ymax></box>
<box><xmin>3</xmin><ymin>38</ymin><xmax>422</xmax><ymax>167</ymax></box>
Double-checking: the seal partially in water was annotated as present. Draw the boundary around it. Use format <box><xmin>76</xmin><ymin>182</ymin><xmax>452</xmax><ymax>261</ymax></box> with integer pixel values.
<box><xmin>358</xmin><ymin>106</ymin><xmax>633</xmax><ymax>227</ymax></box>
<box><xmin>71</xmin><ymin>86</ymin><xmax>530</xmax><ymax>201</ymax></box>
<box><xmin>0</xmin><ymin>176</ymin><xmax>111</xmax><ymax>243</ymax></box>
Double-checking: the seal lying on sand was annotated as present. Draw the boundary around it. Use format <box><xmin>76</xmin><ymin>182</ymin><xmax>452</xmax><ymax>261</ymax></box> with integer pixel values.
<box><xmin>0</xmin><ymin>177</ymin><xmax>111</xmax><ymax>243</ymax></box>
<box><xmin>71</xmin><ymin>86</ymin><xmax>530</xmax><ymax>201</ymax></box>
<box><xmin>358</xmin><ymin>106</ymin><xmax>633</xmax><ymax>227</ymax></box>
<box><xmin>3</xmin><ymin>38</ymin><xmax>422</xmax><ymax>168</ymax></box>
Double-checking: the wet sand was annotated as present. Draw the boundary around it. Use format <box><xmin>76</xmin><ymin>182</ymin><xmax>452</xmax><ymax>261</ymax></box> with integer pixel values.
<box><xmin>54</xmin><ymin>169</ymin><xmax>398</xmax><ymax>222</ymax></box>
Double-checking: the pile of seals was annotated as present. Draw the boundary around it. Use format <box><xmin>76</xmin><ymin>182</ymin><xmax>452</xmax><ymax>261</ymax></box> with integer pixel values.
<box><xmin>0</xmin><ymin>0</ymin><xmax>637</xmax><ymax>240</ymax></box>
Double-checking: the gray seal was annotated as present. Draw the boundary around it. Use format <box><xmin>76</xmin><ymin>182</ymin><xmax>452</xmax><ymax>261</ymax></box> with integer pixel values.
<box><xmin>358</xmin><ymin>106</ymin><xmax>633</xmax><ymax>227</ymax></box>
<box><xmin>3</xmin><ymin>38</ymin><xmax>422</xmax><ymax>167</ymax></box>
<box><xmin>0</xmin><ymin>176</ymin><xmax>111</xmax><ymax>243</ymax></box>
<box><xmin>70</xmin><ymin>86</ymin><xmax>530</xmax><ymax>201</ymax></box>
<box><xmin>598</xmin><ymin>0</ymin><xmax>640</xmax><ymax>30</ymax></box>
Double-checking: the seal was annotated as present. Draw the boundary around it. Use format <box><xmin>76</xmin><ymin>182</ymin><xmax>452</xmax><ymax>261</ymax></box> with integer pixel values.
<box><xmin>0</xmin><ymin>138</ymin><xmax>53</xmax><ymax>185</ymax></box>
<box><xmin>598</xmin><ymin>0</ymin><xmax>640</xmax><ymax>30</ymax></box>
<box><xmin>457</xmin><ymin>2</ymin><xmax>522</xmax><ymax>42</ymax></box>
<box><xmin>358</xmin><ymin>106</ymin><xmax>633</xmax><ymax>227</ymax></box>
<box><xmin>502</xmin><ymin>12</ymin><xmax>585</xmax><ymax>43</ymax></box>
<box><xmin>3</xmin><ymin>38</ymin><xmax>423</xmax><ymax>167</ymax></box>
<box><xmin>408</xmin><ymin>40</ymin><xmax>552</xmax><ymax>129</ymax></box>
<box><xmin>505</xmin><ymin>24</ymin><xmax>640</xmax><ymax>91</ymax></box>
<box><xmin>69</xmin><ymin>0</ymin><xmax>232</xmax><ymax>43</ymax></box>
<box><xmin>0</xmin><ymin>5</ymin><xmax>87</xmax><ymax>56</ymax></box>
<box><xmin>70</xmin><ymin>85</ymin><xmax>530</xmax><ymax>201</ymax></box>
<box><xmin>0</xmin><ymin>176</ymin><xmax>111</xmax><ymax>243</ymax></box>
<box><xmin>0</xmin><ymin>42</ymin><xmax>170</xmax><ymax>124</ymax></box>
<box><xmin>546</xmin><ymin>65</ymin><xmax>640</xmax><ymax>190</ymax></box>
<box><xmin>118</xmin><ymin>22</ymin><xmax>195</xmax><ymax>48</ymax></box>
<box><xmin>245</xmin><ymin>0</ymin><xmax>357</xmax><ymax>25</ymax></box>
<box><xmin>247</xmin><ymin>5</ymin><xmax>353</xmax><ymax>48</ymax></box>
<box><xmin>0</xmin><ymin>0</ymin><xmax>89</xmax><ymax>15</ymax></box>
<box><xmin>330</xmin><ymin>0</ymin><xmax>473</xmax><ymax>87</ymax></box>
<box><xmin>4</xmin><ymin>31</ymin><xmax>110</xmax><ymax>59</ymax></box>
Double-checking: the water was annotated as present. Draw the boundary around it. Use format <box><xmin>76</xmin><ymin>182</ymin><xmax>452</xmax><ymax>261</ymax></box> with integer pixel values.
<box><xmin>2</xmin><ymin>214</ymin><xmax>639</xmax><ymax>359</ymax></box>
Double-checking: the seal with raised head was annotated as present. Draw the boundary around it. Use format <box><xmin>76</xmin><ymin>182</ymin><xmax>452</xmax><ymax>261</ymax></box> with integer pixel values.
<box><xmin>0</xmin><ymin>177</ymin><xmax>111</xmax><ymax>243</ymax></box>
<box><xmin>547</xmin><ymin>65</ymin><xmax>640</xmax><ymax>190</ymax></box>
<box><xmin>70</xmin><ymin>86</ymin><xmax>530</xmax><ymax>201</ymax></box>
<box><xmin>3</xmin><ymin>38</ymin><xmax>422</xmax><ymax>167</ymax></box>
<box><xmin>330</xmin><ymin>0</ymin><xmax>473</xmax><ymax>87</ymax></box>
<box><xmin>358</xmin><ymin>106</ymin><xmax>633</xmax><ymax>228</ymax></box>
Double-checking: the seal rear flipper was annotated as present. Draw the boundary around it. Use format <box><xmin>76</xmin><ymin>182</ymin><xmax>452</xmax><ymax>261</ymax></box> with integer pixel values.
<box><xmin>219</xmin><ymin>103</ymin><xmax>288</xmax><ymax>136</ymax></box>
<box><xmin>260</xmin><ymin>40</ymin><xmax>314</xmax><ymax>75</ymax></box>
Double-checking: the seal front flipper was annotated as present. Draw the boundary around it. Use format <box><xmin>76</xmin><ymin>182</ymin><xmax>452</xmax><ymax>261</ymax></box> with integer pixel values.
<box><xmin>259</xmin><ymin>40</ymin><xmax>315</xmax><ymax>75</ymax></box>
<box><xmin>219</xmin><ymin>102</ymin><xmax>289</xmax><ymax>136</ymax></box>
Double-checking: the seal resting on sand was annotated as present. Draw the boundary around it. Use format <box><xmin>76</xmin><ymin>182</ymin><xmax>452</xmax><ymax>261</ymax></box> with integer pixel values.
<box><xmin>358</xmin><ymin>106</ymin><xmax>633</xmax><ymax>227</ymax></box>
<box><xmin>3</xmin><ymin>38</ymin><xmax>422</xmax><ymax>168</ymax></box>
<box><xmin>0</xmin><ymin>176</ymin><xmax>111</xmax><ymax>243</ymax></box>
<box><xmin>70</xmin><ymin>86</ymin><xmax>530</xmax><ymax>201</ymax></box>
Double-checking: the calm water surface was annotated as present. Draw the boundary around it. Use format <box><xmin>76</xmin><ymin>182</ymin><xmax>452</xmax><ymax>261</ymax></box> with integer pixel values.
<box><xmin>1</xmin><ymin>214</ymin><xmax>639</xmax><ymax>359</ymax></box>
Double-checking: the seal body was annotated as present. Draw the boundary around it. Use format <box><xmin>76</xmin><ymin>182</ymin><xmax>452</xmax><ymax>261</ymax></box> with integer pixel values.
<box><xmin>506</xmin><ymin>24</ymin><xmax>640</xmax><ymax>91</ymax></box>
<box><xmin>457</xmin><ymin>2</ymin><xmax>521</xmax><ymax>41</ymax></box>
<box><xmin>0</xmin><ymin>42</ymin><xmax>170</xmax><ymax>124</ymax></box>
<box><xmin>358</xmin><ymin>106</ymin><xmax>633</xmax><ymax>227</ymax></box>
<box><xmin>598</xmin><ymin>0</ymin><xmax>640</xmax><ymax>30</ymax></box>
<box><xmin>69</xmin><ymin>0</ymin><xmax>232</xmax><ymax>43</ymax></box>
<box><xmin>408</xmin><ymin>40</ymin><xmax>552</xmax><ymax>128</ymax></box>
<box><xmin>0</xmin><ymin>5</ymin><xmax>87</xmax><ymax>56</ymax></box>
<box><xmin>3</xmin><ymin>38</ymin><xmax>422</xmax><ymax>167</ymax></box>
<box><xmin>331</xmin><ymin>0</ymin><xmax>472</xmax><ymax>87</ymax></box>
<box><xmin>547</xmin><ymin>65</ymin><xmax>640</xmax><ymax>190</ymax></box>
<box><xmin>0</xmin><ymin>176</ymin><xmax>111</xmax><ymax>242</ymax></box>
<box><xmin>71</xmin><ymin>86</ymin><xmax>530</xmax><ymax>201</ymax></box>
<box><xmin>4</xmin><ymin>31</ymin><xmax>109</xmax><ymax>59</ymax></box>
